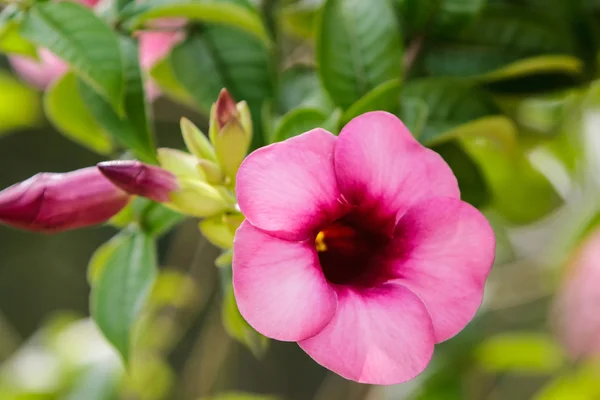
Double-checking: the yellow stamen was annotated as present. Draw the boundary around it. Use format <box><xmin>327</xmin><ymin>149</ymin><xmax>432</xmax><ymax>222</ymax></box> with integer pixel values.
<box><xmin>315</xmin><ymin>231</ymin><xmax>327</xmax><ymax>252</ymax></box>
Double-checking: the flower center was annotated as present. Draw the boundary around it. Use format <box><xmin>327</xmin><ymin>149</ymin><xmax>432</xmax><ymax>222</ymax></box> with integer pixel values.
<box><xmin>315</xmin><ymin>217</ymin><xmax>390</xmax><ymax>287</ymax></box>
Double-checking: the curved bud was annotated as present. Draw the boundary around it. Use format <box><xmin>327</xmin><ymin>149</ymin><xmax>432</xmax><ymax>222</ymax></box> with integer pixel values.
<box><xmin>236</xmin><ymin>100</ymin><xmax>253</xmax><ymax>140</ymax></box>
<box><xmin>157</xmin><ymin>148</ymin><xmax>204</xmax><ymax>180</ymax></box>
<box><xmin>0</xmin><ymin>167</ymin><xmax>129</xmax><ymax>233</ymax></box>
<box><xmin>213</xmin><ymin>118</ymin><xmax>251</xmax><ymax>182</ymax></box>
<box><xmin>180</xmin><ymin>118</ymin><xmax>216</xmax><ymax>162</ymax></box>
<box><xmin>197</xmin><ymin>159</ymin><xmax>224</xmax><ymax>185</ymax></box>
<box><xmin>97</xmin><ymin>160</ymin><xmax>177</xmax><ymax>203</ymax></box>
<box><xmin>215</xmin><ymin>88</ymin><xmax>237</xmax><ymax>130</ymax></box>
<box><xmin>208</xmin><ymin>89</ymin><xmax>252</xmax><ymax>182</ymax></box>
<box><xmin>198</xmin><ymin>214</ymin><xmax>235</xmax><ymax>249</ymax></box>
<box><xmin>168</xmin><ymin>179</ymin><xmax>230</xmax><ymax>217</ymax></box>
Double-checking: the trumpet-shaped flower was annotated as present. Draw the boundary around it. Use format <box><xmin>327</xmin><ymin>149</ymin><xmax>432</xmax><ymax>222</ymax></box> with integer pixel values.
<box><xmin>0</xmin><ymin>167</ymin><xmax>129</xmax><ymax>233</ymax></box>
<box><xmin>232</xmin><ymin>112</ymin><xmax>495</xmax><ymax>384</ymax></box>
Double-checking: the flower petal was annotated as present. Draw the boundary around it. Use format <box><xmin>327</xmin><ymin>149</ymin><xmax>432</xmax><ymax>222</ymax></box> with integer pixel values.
<box><xmin>237</xmin><ymin>128</ymin><xmax>343</xmax><ymax>240</ymax></box>
<box><xmin>334</xmin><ymin>111</ymin><xmax>459</xmax><ymax>232</ymax></box>
<box><xmin>299</xmin><ymin>283</ymin><xmax>434</xmax><ymax>384</ymax></box>
<box><xmin>232</xmin><ymin>221</ymin><xmax>337</xmax><ymax>342</ymax></box>
<box><xmin>553</xmin><ymin>230</ymin><xmax>600</xmax><ymax>360</ymax></box>
<box><xmin>392</xmin><ymin>197</ymin><xmax>495</xmax><ymax>343</ymax></box>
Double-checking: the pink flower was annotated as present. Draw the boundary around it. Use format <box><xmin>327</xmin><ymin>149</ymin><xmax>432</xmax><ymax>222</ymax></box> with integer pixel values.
<box><xmin>0</xmin><ymin>167</ymin><xmax>130</xmax><ymax>233</ymax></box>
<box><xmin>9</xmin><ymin>1</ymin><xmax>184</xmax><ymax>98</ymax></box>
<box><xmin>232</xmin><ymin>112</ymin><xmax>495</xmax><ymax>384</ymax></box>
<box><xmin>553</xmin><ymin>229</ymin><xmax>600</xmax><ymax>361</ymax></box>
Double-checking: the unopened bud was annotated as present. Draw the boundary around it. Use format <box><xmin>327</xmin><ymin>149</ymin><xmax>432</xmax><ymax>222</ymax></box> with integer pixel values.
<box><xmin>97</xmin><ymin>160</ymin><xmax>177</xmax><ymax>203</ymax></box>
<box><xmin>157</xmin><ymin>148</ymin><xmax>204</xmax><ymax>180</ymax></box>
<box><xmin>198</xmin><ymin>214</ymin><xmax>235</xmax><ymax>249</ymax></box>
<box><xmin>180</xmin><ymin>117</ymin><xmax>216</xmax><ymax>162</ymax></box>
<box><xmin>209</xmin><ymin>90</ymin><xmax>252</xmax><ymax>182</ymax></box>
<box><xmin>197</xmin><ymin>159</ymin><xmax>224</xmax><ymax>184</ymax></box>
<box><xmin>0</xmin><ymin>167</ymin><xmax>130</xmax><ymax>233</ymax></box>
<box><xmin>214</xmin><ymin>89</ymin><xmax>237</xmax><ymax>130</ymax></box>
<box><xmin>168</xmin><ymin>179</ymin><xmax>230</xmax><ymax>217</ymax></box>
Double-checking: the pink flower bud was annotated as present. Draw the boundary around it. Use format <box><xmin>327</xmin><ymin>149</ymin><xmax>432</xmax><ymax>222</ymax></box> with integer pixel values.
<box><xmin>97</xmin><ymin>160</ymin><xmax>178</xmax><ymax>203</ymax></box>
<box><xmin>0</xmin><ymin>167</ymin><xmax>130</xmax><ymax>233</ymax></box>
<box><xmin>214</xmin><ymin>88</ymin><xmax>238</xmax><ymax>130</ymax></box>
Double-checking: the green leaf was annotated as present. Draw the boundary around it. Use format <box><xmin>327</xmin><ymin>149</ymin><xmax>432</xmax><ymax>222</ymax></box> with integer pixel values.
<box><xmin>462</xmin><ymin>132</ymin><xmax>562</xmax><ymax>224</ymax></box>
<box><xmin>401</xmin><ymin>78</ymin><xmax>499</xmax><ymax>144</ymax></box>
<box><xmin>396</xmin><ymin>0</ymin><xmax>485</xmax><ymax>36</ymax></box>
<box><xmin>0</xmin><ymin>71</ymin><xmax>41</xmax><ymax>135</ymax></box>
<box><xmin>149</xmin><ymin>57</ymin><xmax>196</xmax><ymax>108</ymax></box>
<box><xmin>79</xmin><ymin>37</ymin><xmax>156</xmax><ymax>163</ymax></box>
<box><xmin>280</xmin><ymin>0</ymin><xmax>323</xmax><ymax>39</ymax></box>
<box><xmin>317</xmin><ymin>0</ymin><xmax>403</xmax><ymax>109</ymax></box>
<box><xmin>433</xmin><ymin>141</ymin><xmax>490</xmax><ymax>208</ymax></box>
<box><xmin>433</xmin><ymin>0</ymin><xmax>487</xmax><ymax>34</ymax></box>
<box><xmin>87</xmin><ymin>233</ymin><xmax>128</xmax><ymax>285</ymax></box>
<box><xmin>123</xmin><ymin>0</ymin><xmax>269</xmax><ymax>44</ymax></box>
<box><xmin>170</xmin><ymin>26</ymin><xmax>273</xmax><ymax>148</ymax></box>
<box><xmin>426</xmin><ymin>115</ymin><xmax>517</xmax><ymax>150</ymax></box>
<box><xmin>393</xmin><ymin>0</ymin><xmax>439</xmax><ymax>35</ymax></box>
<box><xmin>424</xmin><ymin>4</ymin><xmax>579</xmax><ymax>83</ymax></box>
<box><xmin>91</xmin><ymin>230</ymin><xmax>157</xmax><ymax>362</ymax></box>
<box><xmin>278</xmin><ymin>65</ymin><xmax>333</xmax><ymax>114</ymax></box>
<box><xmin>477</xmin><ymin>55</ymin><xmax>583</xmax><ymax>83</ymax></box>
<box><xmin>341</xmin><ymin>79</ymin><xmax>401</xmax><ymax>125</ymax></box>
<box><xmin>0</xmin><ymin>21</ymin><xmax>38</xmax><ymax>58</ymax></box>
<box><xmin>20</xmin><ymin>2</ymin><xmax>124</xmax><ymax>113</ymax></box>
<box><xmin>139</xmin><ymin>202</ymin><xmax>184</xmax><ymax>237</ymax></box>
<box><xmin>222</xmin><ymin>283</ymin><xmax>269</xmax><ymax>358</ymax></box>
<box><xmin>273</xmin><ymin>108</ymin><xmax>327</xmax><ymax>142</ymax></box>
<box><xmin>398</xmin><ymin>96</ymin><xmax>429</xmax><ymax>138</ymax></box>
<box><xmin>475</xmin><ymin>332</ymin><xmax>565</xmax><ymax>373</ymax></box>
<box><xmin>171</xmin><ymin>28</ymin><xmax>272</xmax><ymax>113</ymax></box>
<box><xmin>44</xmin><ymin>72</ymin><xmax>112</xmax><ymax>154</ymax></box>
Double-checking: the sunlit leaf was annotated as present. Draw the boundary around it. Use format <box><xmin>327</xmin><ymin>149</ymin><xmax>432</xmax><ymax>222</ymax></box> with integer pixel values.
<box><xmin>123</xmin><ymin>0</ymin><xmax>269</xmax><ymax>44</ymax></box>
<box><xmin>475</xmin><ymin>332</ymin><xmax>565</xmax><ymax>373</ymax></box>
<box><xmin>21</xmin><ymin>2</ymin><xmax>124</xmax><ymax>112</ymax></box>
<box><xmin>280</xmin><ymin>0</ymin><xmax>323</xmax><ymax>39</ymax></box>
<box><xmin>534</xmin><ymin>363</ymin><xmax>600</xmax><ymax>399</ymax></box>
<box><xmin>0</xmin><ymin>21</ymin><xmax>37</xmax><ymax>58</ymax></box>
<box><xmin>44</xmin><ymin>72</ymin><xmax>112</xmax><ymax>154</ymax></box>
<box><xmin>317</xmin><ymin>0</ymin><xmax>403</xmax><ymax>109</ymax></box>
<box><xmin>0</xmin><ymin>71</ymin><xmax>41</xmax><ymax>135</ymax></box>
<box><xmin>150</xmin><ymin>57</ymin><xmax>196</xmax><ymax>108</ymax></box>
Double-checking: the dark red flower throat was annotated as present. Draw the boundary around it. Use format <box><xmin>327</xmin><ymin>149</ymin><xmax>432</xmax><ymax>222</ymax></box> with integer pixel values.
<box><xmin>314</xmin><ymin>214</ymin><xmax>392</xmax><ymax>287</ymax></box>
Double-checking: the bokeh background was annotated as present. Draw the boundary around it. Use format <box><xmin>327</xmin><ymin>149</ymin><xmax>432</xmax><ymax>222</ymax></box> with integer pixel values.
<box><xmin>1</xmin><ymin>0</ymin><xmax>600</xmax><ymax>399</ymax></box>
